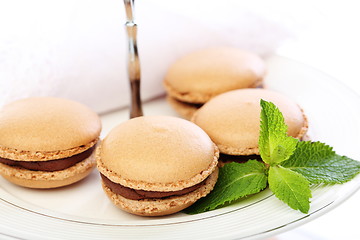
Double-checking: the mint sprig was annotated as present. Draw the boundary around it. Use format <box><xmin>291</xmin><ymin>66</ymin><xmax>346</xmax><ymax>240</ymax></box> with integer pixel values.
<box><xmin>259</xmin><ymin>100</ymin><xmax>299</xmax><ymax>165</ymax></box>
<box><xmin>185</xmin><ymin>100</ymin><xmax>360</xmax><ymax>214</ymax></box>
<box><xmin>282</xmin><ymin>141</ymin><xmax>360</xmax><ymax>184</ymax></box>
<box><xmin>268</xmin><ymin>165</ymin><xmax>311</xmax><ymax>213</ymax></box>
<box><xmin>185</xmin><ymin>160</ymin><xmax>267</xmax><ymax>214</ymax></box>
<box><xmin>259</xmin><ymin>100</ymin><xmax>311</xmax><ymax>212</ymax></box>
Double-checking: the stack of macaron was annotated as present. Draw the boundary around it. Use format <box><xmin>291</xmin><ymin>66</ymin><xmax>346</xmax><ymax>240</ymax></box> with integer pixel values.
<box><xmin>0</xmin><ymin>97</ymin><xmax>101</xmax><ymax>188</ymax></box>
<box><xmin>96</xmin><ymin>116</ymin><xmax>219</xmax><ymax>216</ymax></box>
<box><xmin>164</xmin><ymin>47</ymin><xmax>266</xmax><ymax>119</ymax></box>
<box><xmin>163</xmin><ymin>47</ymin><xmax>308</xmax><ymax>165</ymax></box>
<box><xmin>191</xmin><ymin>89</ymin><xmax>308</xmax><ymax>164</ymax></box>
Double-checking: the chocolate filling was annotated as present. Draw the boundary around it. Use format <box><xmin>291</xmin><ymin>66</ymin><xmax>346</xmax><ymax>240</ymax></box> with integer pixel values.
<box><xmin>175</xmin><ymin>99</ymin><xmax>203</xmax><ymax>109</ymax></box>
<box><xmin>219</xmin><ymin>154</ymin><xmax>262</xmax><ymax>164</ymax></box>
<box><xmin>101</xmin><ymin>174</ymin><xmax>206</xmax><ymax>200</ymax></box>
<box><xmin>0</xmin><ymin>145</ymin><xmax>96</xmax><ymax>172</ymax></box>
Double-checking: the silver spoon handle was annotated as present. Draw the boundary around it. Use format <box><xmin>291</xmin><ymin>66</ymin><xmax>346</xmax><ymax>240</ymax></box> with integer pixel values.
<box><xmin>124</xmin><ymin>0</ymin><xmax>143</xmax><ymax>118</ymax></box>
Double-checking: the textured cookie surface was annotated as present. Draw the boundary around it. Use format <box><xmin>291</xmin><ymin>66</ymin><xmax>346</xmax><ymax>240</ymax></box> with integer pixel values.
<box><xmin>102</xmin><ymin>167</ymin><xmax>218</xmax><ymax>216</ymax></box>
<box><xmin>192</xmin><ymin>89</ymin><xmax>308</xmax><ymax>155</ymax></box>
<box><xmin>97</xmin><ymin>116</ymin><xmax>219</xmax><ymax>191</ymax></box>
<box><xmin>0</xmin><ymin>97</ymin><xmax>101</xmax><ymax>151</ymax></box>
<box><xmin>164</xmin><ymin>47</ymin><xmax>265</xmax><ymax>103</ymax></box>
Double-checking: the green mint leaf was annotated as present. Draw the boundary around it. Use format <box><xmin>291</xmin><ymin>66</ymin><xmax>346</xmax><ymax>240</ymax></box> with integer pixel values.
<box><xmin>184</xmin><ymin>160</ymin><xmax>268</xmax><ymax>214</ymax></box>
<box><xmin>268</xmin><ymin>165</ymin><xmax>311</xmax><ymax>213</ymax></box>
<box><xmin>281</xmin><ymin>141</ymin><xmax>360</xmax><ymax>184</ymax></box>
<box><xmin>259</xmin><ymin>100</ymin><xmax>298</xmax><ymax>165</ymax></box>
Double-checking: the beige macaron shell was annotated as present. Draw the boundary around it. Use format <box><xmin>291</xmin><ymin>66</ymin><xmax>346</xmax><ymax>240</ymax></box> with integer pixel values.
<box><xmin>192</xmin><ymin>89</ymin><xmax>308</xmax><ymax>155</ymax></box>
<box><xmin>97</xmin><ymin>116</ymin><xmax>218</xmax><ymax>191</ymax></box>
<box><xmin>102</xmin><ymin>167</ymin><xmax>218</xmax><ymax>216</ymax></box>
<box><xmin>0</xmin><ymin>97</ymin><xmax>101</xmax><ymax>152</ymax></box>
<box><xmin>164</xmin><ymin>47</ymin><xmax>265</xmax><ymax>103</ymax></box>
<box><xmin>166</xmin><ymin>96</ymin><xmax>200</xmax><ymax>120</ymax></box>
<box><xmin>0</xmin><ymin>153</ymin><xmax>96</xmax><ymax>188</ymax></box>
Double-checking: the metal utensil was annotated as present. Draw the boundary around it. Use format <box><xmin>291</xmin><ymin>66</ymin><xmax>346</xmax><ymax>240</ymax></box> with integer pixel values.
<box><xmin>123</xmin><ymin>0</ymin><xmax>143</xmax><ymax>118</ymax></box>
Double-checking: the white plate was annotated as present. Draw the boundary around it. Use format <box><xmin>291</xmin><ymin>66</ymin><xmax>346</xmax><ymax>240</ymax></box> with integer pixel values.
<box><xmin>1</xmin><ymin>55</ymin><xmax>360</xmax><ymax>240</ymax></box>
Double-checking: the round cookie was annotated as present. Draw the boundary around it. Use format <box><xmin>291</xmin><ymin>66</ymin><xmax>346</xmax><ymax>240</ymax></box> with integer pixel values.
<box><xmin>0</xmin><ymin>97</ymin><xmax>102</xmax><ymax>188</ymax></box>
<box><xmin>164</xmin><ymin>47</ymin><xmax>266</xmax><ymax>105</ymax></box>
<box><xmin>96</xmin><ymin>116</ymin><xmax>219</xmax><ymax>216</ymax></box>
<box><xmin>192</xmin><ymin>89</ymin><xmax>308</xmax><ymax>156</ymax></box>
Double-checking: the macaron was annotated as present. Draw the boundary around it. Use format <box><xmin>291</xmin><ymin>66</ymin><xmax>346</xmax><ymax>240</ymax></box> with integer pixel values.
<box><xmin>96</xmin><ymin>116</ymin><xmax>219</xmax><ymax>216</ymax></box>
<box><xmin>0</xmin><ymin>97</ymin><xmax>102</xmax><ymax>188</ymax></box>
<box><xmin>164</xmin><ymin>47</ymin><xmax>266</xmax><ymax>119</ymax></box>
<box><xmin>191</xmin><ymin>89</ymin><xmax>308</xmax><ymax>162</ymax></box>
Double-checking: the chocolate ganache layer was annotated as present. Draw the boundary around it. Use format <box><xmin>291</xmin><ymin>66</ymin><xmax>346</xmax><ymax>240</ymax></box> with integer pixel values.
<box><xmin>177</xmin><ymin>99</ymin><xmax>203</xmax><ymax>109</ymax></box>
<box><xmin>219</xmin><ymin>154</ymin><xmax>262</xmax><ymax>163</ymax></box>
<box><xmin>0</xmin><ymin>145</ymin><xmax>96</xmax><ymax>172</ymax></box>
<box><xmin>101</xmin><ymin>174</ymin><xmax>207</xmax><ymax>200</ymax></box>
